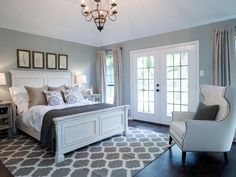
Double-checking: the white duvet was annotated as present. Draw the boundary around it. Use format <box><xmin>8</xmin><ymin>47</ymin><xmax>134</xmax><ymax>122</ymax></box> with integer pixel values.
<box><xmin>22</xmin><ymin>100</ymin><xmax>97</xmax><ymax>132</ymax></box>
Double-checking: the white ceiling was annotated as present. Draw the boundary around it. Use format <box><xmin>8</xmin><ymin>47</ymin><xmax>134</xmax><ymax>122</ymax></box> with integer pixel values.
<box><xmin>0</xmin><ymin>0</ymin><xmax>236</xmax><ymax>47</ymax></box>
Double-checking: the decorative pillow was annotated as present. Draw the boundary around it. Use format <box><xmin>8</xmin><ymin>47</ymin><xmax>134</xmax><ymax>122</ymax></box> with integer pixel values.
<box><xmin>62</xmin><ymin>89</ymin><xmax>79</xmax><ymax>104</ymax></box>
<box><xmin>9</xmin><ymin>87</ymin><xmax>28</xmax><ymax>113</ymax></box>
<box><xmin>48</xmin><ymin>85</ymin><xmax>65</xmax><ymax>91</ymax></box>
<box><xmin>65</xmin><ymin>85</ymin><xmax>85</xmax><ymax>101</ymax></box>
<box><xmin>43</xmin><ymin>91</ymin><xmax>64</xmax><ymax>106</ymax></box>
<box><xmin>25</xmin><ymin>86</ymin><xmax>48</xmax><ymax>108</ymax></box>
<box><xmin>193</xmin><ymin>102</ymin><xmax>219</xmax><ymax>121</ymax></box>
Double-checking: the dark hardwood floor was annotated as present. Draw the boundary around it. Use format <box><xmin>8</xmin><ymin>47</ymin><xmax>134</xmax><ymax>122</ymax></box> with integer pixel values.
<box><xmin>129</xmin><ymin>120</ymin><xmax>236</xmax><ymax>177</ymax></box>
<box><xmin>1</xmin><ymin>120</ymin><xmax>236</xmax><ymax>177</ymax></box>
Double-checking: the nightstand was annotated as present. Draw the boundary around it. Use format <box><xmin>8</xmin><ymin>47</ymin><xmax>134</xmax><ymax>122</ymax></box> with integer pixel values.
<box><xmin>0</xmin><ymin>101</ymin><xmax>13</xmax><ymax>137</ymax></box>
<box><xmin>84</xmin><ymin>94</ymin><xmax>102</xmax><ymax>102</ymax></box>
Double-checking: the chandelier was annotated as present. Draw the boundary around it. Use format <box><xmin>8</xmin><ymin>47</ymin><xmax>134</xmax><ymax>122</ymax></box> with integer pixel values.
<box><xmin>80</xmin><ymin>0</ymin><xmax>118</xmax><ymax>32</ymax></box>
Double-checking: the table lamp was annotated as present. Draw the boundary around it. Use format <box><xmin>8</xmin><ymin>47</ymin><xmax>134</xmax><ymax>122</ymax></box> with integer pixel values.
<box><xmin>0</xmin><ymin>73</ymin><xmax>7</xmax><ymax>102</ymax></box>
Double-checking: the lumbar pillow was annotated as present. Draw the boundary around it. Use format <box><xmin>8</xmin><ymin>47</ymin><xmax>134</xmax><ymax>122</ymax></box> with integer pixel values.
<box><xmin>193</xmin><ymin>102</ymin><xmax>219</xmax><ymax>121</ymax></box>
<box><xmin>25</xmin><ymin>86</ymin><xmax>48</xmax><ymax>108</ymax></box>
<box><xmin>43</xmin><ymin>91</ymin><xmax>64</xmax><ymax>106</ymax></box>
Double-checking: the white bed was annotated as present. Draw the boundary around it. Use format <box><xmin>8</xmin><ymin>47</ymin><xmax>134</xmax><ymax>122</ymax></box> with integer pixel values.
<box><xmin>10</xmin><ymin>70</ymin><xmax>129</xmax><ymax>162</ymax></box>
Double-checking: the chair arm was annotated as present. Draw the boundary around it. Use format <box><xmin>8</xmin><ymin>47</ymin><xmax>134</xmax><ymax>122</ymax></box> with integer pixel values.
<box><xmin>183</xmin><ymin>120</ymin><xmax>234</xmax><ymax>152</ymax></box>
<box><xmin>172</xmin><ymin>111</ymin><xmax>196</xmax><ymax>122</ymax></box>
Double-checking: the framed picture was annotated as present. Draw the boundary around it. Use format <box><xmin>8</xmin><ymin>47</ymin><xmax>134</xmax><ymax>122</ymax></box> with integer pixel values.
<box><xmin>46</xmin><ymin>53</ymin><xmax>57</xmax><ymax>69</ymax></box>
<box><xmin>17</xmin><ymin>49</ymin><xmax>31</xmax><ymax>68</ymax></box>
<box><xmin>58</xmin><ymin>54</ymin><xmax>68</xmax><ymax>70</ymax></box>
<box><xmin>32</xmin><ymin>51</ymin><xmax>44</xmax><ymax>69</ymax></box>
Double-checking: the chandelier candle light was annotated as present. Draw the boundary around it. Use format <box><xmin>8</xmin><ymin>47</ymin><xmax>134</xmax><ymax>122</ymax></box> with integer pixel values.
<box><xmin>80</xmin><ymin>0</ymin><xmax>118</xmax><ymax>32</ymax></box>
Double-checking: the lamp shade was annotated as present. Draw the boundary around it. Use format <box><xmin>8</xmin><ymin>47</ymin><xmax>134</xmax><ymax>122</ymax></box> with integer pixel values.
<box><xmin>76</xmin><ymin>74</ymin><xmax>87</xmax><ymax>84</ymax></box>
<box><xmin>0</xmin><ymin>73</ymin><xmax>6</xmax><ymax>85</ymax></box>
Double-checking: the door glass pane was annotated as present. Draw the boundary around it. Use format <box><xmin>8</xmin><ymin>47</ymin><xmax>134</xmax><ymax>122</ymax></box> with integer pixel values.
<box><xmin>149</xmin><ymin>91</ymin><xmax>154</xmax><ymax>102</ymax></box>
<box><xmin>174</xmin><ymin>92</ymin><xmax>181</xmax><ymax>104</ymax></box>
<box><xmin>138</xmin><ymin>91</ymin><xmax>144</xmax><ymax>101</ymax></box>
<box><xmin>138</xmin><ymin>57</ymin><xmax>143</xmax><ymax>68</ymax></box>
<box><xmin>174</xmin><ymin>80</ymin><xmax>180</xmax><ymax>91</ymax></box>
<box><xmin>173</xmin><ymin>67</ymin><xmax>180</xmax><ymax>78</ymax></box>
<box><xmin>138</xmin><ymin>102</ymin><xmax>144</xmax><ymax>112</ymax></box>
<box><xmin>166</xmin><ymin>51</ymin><xmax>189</xmax><ymax>116</ymax></box>
<box><xmin>181</xmin><ymin>66</ymin><xmax>188</xmax><ymax>78</ymax></box>
<box><xmin>149</xmin><ymin>80</ymin><xmax>154</xmax><ymax>90</ymax></box>
<box><xmin>138</xmin><ymin>80</ymin><xmax>143</xmax><ymax>90</ymax></box>
<box><xmin>143</xmin><ymin>80</ymin><xmax>148</xmax><ymax>90</ymax></box>
<box><xmin>167</xmin><ymin>67</ymin><xmax>173</xmax><ymax>79</ymax></box>
<box><xmin>149</xmin><ymin>68</ymin><xmax>154</xmax><ymax>79</ymax></box>
<box><xmin>167</xmin><ymin>54</ymin><xmax>173</xmax><ymax>66</ymax></box>
<box><xmin>167</xmin><ymin>92</ymin><xmax>173</xmax><ymax>104</ymax></box>
<box><xmin>181</xmin><ymin>52</ymin><xmax>188</xmax><ymax>65</ymax></box>
<box><xmin>167</xmin><ymin>80</ymin><xmax>174</xmax><ymax>91</ymax></box>
<box><xmin>174</xmin><ymin>53</ymin><xmax>180</xmax><ymax>66</ymax></box>
<box><xmin>136</xmin><ymin>55</ymin><xmax>155</xmax><ymax>114</ymax></box>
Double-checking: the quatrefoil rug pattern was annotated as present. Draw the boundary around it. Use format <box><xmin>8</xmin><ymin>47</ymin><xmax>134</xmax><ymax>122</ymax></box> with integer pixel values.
<box><xmin>0</xmin><ymin>127</ymin><xmax>170</xmax><ymax>177</ymax></box>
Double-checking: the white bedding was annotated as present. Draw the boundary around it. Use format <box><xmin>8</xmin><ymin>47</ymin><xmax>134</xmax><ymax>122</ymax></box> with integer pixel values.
<box><xmin>22</xmin><ymin>100</ymin><xmax>97</xmax><ymax>132</ymax></box>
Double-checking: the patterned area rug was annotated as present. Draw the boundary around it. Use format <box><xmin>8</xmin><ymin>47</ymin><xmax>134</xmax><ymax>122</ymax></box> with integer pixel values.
<box><xmin>0</xmin><ymin>127</ymin><xmax>170</xmax><ymax>177</ymax></box>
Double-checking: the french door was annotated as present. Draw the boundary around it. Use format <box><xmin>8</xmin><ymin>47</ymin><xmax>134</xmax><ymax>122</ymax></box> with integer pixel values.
<box><xmin>131</xmin><ymin>42</ymin><xmax>199</xmax><ymax>125</ymax></box>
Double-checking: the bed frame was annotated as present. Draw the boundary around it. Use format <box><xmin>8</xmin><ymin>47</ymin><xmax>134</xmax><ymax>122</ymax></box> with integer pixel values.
<box><xmin>10</xmin><ymin>70</ymin><xmax>129</xmax><ymax>162</ymax></box>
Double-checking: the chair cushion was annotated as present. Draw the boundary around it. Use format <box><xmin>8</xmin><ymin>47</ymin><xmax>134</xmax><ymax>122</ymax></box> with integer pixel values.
<box><xmin>193</xmin><ymin>102</ymin><xmax>219</xmax><ymax>121</ymax></box>
<box><xmin>170</xmin><ymin>121</ymin><xmax>186</xmax><ymax>139</ymax></box>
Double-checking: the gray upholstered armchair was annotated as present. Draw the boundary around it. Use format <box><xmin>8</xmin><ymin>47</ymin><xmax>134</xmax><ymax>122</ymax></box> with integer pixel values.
<box><xmin>169</xmin><ymin>85</ymin><xmax>236</xmax><ymax>164</ymax></box>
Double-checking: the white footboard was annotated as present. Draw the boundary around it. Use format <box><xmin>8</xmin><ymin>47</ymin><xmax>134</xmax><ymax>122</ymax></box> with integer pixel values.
<box><xmin>53</xmin><ymin>105</ymin><xmax>129</xmax><ymax>162</ymax></box>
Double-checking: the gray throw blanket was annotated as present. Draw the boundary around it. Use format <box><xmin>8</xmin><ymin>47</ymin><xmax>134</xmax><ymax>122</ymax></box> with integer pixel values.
<box><xmin>40</xmin><ymin>103</ymin><xmax>114</xmax><ymax>150</ymax></box>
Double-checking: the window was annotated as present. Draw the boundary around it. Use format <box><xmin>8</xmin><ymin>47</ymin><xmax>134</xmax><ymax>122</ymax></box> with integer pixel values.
<box><xmin>137</xmin><ymin>56</ymin><xmax>155</xmax><ymax>113</ymax></box>
<box><xmin>105</xmin><ymin>52</ymin><xmax>114</xmax><ymax>104</ymax></box>
<box><xmin>166</xmin><ymin>52</ymin><xmax>189</xmax><ymax>116</ymax></box>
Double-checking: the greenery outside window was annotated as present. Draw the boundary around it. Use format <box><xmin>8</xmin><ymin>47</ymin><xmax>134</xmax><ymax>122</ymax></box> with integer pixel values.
<box><xmin>105</xmin><ymin>51</ymin><xmax>115</xmax><ymax>104</ymax></box>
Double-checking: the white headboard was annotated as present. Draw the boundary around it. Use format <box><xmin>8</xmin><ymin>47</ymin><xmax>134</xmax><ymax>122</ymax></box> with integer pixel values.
<box><xmin>10</xmin><ymin>70</ymin><xmax>74</xmax><ymax>87</ymax></box>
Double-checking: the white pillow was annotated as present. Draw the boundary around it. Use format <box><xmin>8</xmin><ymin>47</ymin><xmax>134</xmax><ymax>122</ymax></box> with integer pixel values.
<box><xmin>9</xmin><ymin>87</ymin><xmax>28</xmax><ymax>113</ymax></box>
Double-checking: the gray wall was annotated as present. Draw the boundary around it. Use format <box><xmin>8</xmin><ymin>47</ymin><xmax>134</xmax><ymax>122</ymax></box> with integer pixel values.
<box><xmin>101</xmin><ymin>18</ymin><xmax>236</xmax><ymax>105</ymax></box>
<box><xmin>0</xmin><ymin>28</ymin><xmax>97</xmax><ymax>101</ymax></box>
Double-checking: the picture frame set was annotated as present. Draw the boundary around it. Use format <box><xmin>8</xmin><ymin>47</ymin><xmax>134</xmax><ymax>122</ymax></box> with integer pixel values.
<box><xmin>17</xmin><ymin>49</ymin><xmax>68</xmax><ymax>70</ymax></box>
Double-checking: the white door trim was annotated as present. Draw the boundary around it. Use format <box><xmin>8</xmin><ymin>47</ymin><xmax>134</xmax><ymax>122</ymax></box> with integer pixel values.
<box><xmin>130</xmin><ymin>41</ymin><xmax>199</xmax><ymax>123</ymax></box>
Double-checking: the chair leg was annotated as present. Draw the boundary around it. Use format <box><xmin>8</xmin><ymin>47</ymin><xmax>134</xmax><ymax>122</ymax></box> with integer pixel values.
<box><xmin>169</xmin><ymin>136</ymin><xmax>172</xmax><ymax>145</ymax></box>
<box><xmin>224</xmin><ymin>152</ymin><xmax>228</xmax><ymax>163</ymax></box>
<box><xmin>182</xmin><ymin>151</ymin><xmax>186</xmax><ymax>165</ymax></box>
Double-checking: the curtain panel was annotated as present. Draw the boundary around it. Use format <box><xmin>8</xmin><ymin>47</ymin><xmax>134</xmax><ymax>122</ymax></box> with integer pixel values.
<box><xmin>212</xmin><ymin>28</ymin><xmax>232</xmax><ymax>86</ymax></box>
<box><xmin>112</xmin><ymin>48</ymin><xmax>123</xmax><ymax>106</ymax></box>
<box><xmin>97</xmin><ymin>50</ymin><xmax>106</xmax><ymax>102</ymax></box>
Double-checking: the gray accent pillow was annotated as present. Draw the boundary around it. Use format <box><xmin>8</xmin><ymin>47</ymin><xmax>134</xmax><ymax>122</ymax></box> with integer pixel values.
<box><xmin>193</xmin><ymin>102</ymin><xmax>219</xmax><ymax>121</ymax></box>
<box><xmin>43</xmin><ymin>91</ymin><xmax>64</xmax><ymax>106</ymax></box>
<box><xmin>25</xmin><ymin>86</ymin><xmax>48</xmax><ymax>108</ymax></box>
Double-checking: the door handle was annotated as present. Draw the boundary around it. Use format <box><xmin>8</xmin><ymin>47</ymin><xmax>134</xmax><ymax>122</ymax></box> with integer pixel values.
<box><xmin>156</xmin><ymin>89</ymin><xmax>160</xmax><ymax>92</ymax></box>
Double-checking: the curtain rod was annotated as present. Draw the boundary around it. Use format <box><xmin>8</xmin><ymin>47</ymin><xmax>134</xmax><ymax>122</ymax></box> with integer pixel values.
<box><xmin>105</xmin><ymin>47</ymin><xmax>122</xmax><ymax>52</ymax></box>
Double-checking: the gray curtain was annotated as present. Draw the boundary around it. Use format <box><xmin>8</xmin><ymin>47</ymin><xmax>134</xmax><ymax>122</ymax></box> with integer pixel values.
<box><xmin>212</xmin><ymin>28</ymin><xmax>231</xmax><ymax>86</ymax></box>
<box><xmin>97</xmin><ymin>50</ymin><xmax>106</xmax><ymax>102</ymax></box>
<box><xmin>112</xmin><ymin>48</ymin><xmax>123</xmax><ymax>106</ymax></box>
